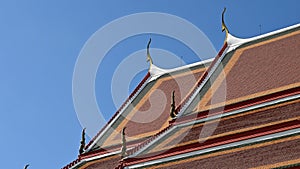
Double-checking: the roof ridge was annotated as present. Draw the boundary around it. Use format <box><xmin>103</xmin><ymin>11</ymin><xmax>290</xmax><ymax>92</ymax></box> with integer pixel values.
<box><xmin>149</xmin><ymin>58</ymin><xmax>214</xmax><ymax>81</ymax></box>
<box><xmin>62</xmin><ymin>158</ymin><xmax>80</xmax><ymax>169</ymax></box>
<box><xmin>174</xmin><ymin>43</ymin><xmax>228</xmax><ymax>116</ymax></box>
<box><xmin>225</xmin><ymin>23</ymin><xmax>300</xmax><ymax>52</ymax></box>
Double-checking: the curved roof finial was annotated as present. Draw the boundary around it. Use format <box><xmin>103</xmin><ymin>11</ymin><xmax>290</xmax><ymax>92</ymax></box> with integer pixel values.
<box><xmin>121</xmin><ymin>127</ymin><xmax>127</xmax><ymax>158</ymax></box>
<box><xmin>146</xmin><ymin>38</ymin><xmax>153</xmax><ymax>68</ymax></box>
<box><xmin>222</xmin><ymin>7</ymin><xmax>229</xmax><ymax>42</ymax></box>
<box><xmin>170</xmin><ymin>90</ymin><xmax>176</xmax><ymax>119</ymax></box>
<box><xmin>79</xmin><ymin>128</ymin><xmax>86</xmax><ymax>155</ymax></box>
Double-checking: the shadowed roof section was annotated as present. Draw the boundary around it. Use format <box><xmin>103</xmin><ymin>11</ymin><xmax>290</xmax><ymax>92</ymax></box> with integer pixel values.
<box><xmin>86</xmin><ymin>60</ymin><xmax>211</xmax><ymax>152</ymax></box>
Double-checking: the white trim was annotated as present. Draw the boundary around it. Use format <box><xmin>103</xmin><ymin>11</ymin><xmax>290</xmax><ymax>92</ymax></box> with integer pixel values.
<box><xmin>84</xmin><ymin>150</ymin><xmax>121</xmax><ymax>162</ymax></box>
<box><xmin>67</xmin><ymin>161</ymin><xmax>81</xmax><ymax>169</ymax></box>
<box><xmin>68</xmin><ymin>148</ymin><xmax>135</xmax><ymax>169</ymax></box>
<box><xmin>226</xmin><ymin>23</ymin><xmax>300</xmax><ymax>52</ymax></box>
<box><xmin>149</xmin><ymin>58</ymin><xmax>214</xmax><ymax>81</ymax></box>
<box><xmin>127</xmin><ymin>94</ymin><xmax>300</xmax><ymax>158</ymax></box>
<box><xmin>67</xmin><ymin>151</ymin><xmax>120</xmax><ymax>169</ymax></box>
<box><xmin>128</xmin><ymin>128</ymin><xmax>300</xmax><ymax>168</ymax></box>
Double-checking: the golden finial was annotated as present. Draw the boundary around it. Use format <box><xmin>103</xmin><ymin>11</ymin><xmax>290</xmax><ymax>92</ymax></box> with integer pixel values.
<box><xmin>222</xmin><ymin>8</ymin><xmax>229</xmax><ymax>42</ymax></box>
<box><xmin>146</xmin><ymin>38</ymin><xmax>153</xmax><ymax>68</ymax></box>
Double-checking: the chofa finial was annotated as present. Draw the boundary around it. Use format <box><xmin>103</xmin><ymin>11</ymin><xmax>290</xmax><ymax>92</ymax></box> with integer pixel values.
<box><xmin>79</xmin><ymin>128</ymin><xmax>86</xmax><ymax>155</ymax></box>
<box><xmin>24</xmin><ymin>164</ymin><xmax>29</xmax><ymax>169</ymax></box>
<box><xmin>146</xmin><ymin>38</ymin><xmax>153</xmax><ymax>68</ymax></box>
<box><xmin>222</xmin><ymin>7</ymin><xmax>229</xmax><ymax>42</ymax></box>
<box><xmin>121</xmin><ymin>127</ymin><xmax>127</xmax><ymax>158</ymax></box>
<box><xmin>170</xmin><ymin>91</ymin><xmax>176</xmax><ymax>119</ymax></box>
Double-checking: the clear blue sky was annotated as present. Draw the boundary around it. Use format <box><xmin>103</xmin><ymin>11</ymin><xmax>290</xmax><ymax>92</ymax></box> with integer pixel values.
<box><xmin>0</xmin><ymin>1</ymin><xmax>299</xmax><ymax>169</ymax></box>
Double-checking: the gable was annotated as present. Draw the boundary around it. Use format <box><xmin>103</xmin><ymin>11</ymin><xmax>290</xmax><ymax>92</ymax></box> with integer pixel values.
<box><xmin>87</xmin><ymin>60</ymin><xmax>211</xmax><ymax>152</ymax></box>
<box><xmin>183</xmin><ymin>26</ymin><xmax>300</xmax><ymax>115</ymax></box>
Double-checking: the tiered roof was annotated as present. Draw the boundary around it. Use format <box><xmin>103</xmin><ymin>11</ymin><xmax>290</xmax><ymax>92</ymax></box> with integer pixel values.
<box><xmin>119</xmin><ymin>22</ymin><xmax>300</xmax><ymax>169</ymax></box>
<box><xmin>63</xmin><ymin>11</ymin><xmax>300</xmax><ymax>169</ymax></box>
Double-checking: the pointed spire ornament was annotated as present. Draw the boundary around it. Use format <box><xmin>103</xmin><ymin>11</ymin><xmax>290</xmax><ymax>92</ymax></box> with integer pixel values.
<box><xmin>121</xmin><ymin>127</ymin><xmax>127</xmax><ymax>158</ymax></box>
<box><xmin>146</xmin><ymin>38</ymin><xmax>153</xmax><ymax>68</ymax></box>
<box><xmin>24</xmin><ymin>164</ymin><xmax>29</xmax><ymax>169</ymax></box>
<box><xmin>79</xmin><ymin>128</ymin><xmax>86</xmax><ymax>155</ymax></box>
<box><xmin>170</xmin><ymin>91</ymin><xmax>176</xmax><ymax>119</ymax></box>
<box><xmin>222</xmin><ymin>7</ymin><xmax>229</xmax><ymax>42</ymax></box>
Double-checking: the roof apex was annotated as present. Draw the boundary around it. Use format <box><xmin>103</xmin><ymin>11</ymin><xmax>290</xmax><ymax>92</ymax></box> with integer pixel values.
<box><xmin>226</xmin><ymin>23</ymin><xmax>300</xmax><ymax>52</ymax></box>
<box><xmin>149</xmin><ymin>58</ymin><xmax>214</xmax><ymax>82</ymax></box>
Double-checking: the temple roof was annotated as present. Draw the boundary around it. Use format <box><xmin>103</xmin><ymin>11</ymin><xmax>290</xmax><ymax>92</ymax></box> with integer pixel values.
<box><xmin>120</xmin><ymin>23</ymin><xmax>300</xmax><ymax>168</ymax></box>
<box><xmin>63</xmin><ymin>20</ymin><xmax>300</xmax><ymax>169</ymax></box>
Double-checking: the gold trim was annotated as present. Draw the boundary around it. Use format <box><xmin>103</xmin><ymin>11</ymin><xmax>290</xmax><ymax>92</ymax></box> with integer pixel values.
<box><xmin>222</xmin><ymin>8</ymin><xmax>229</xmax><ymax>43</ymax></box>
<box><xmin>146</xmin><ymin>38</ymin><xmax>153</xmax><ymax>69</ymax></box>
<box><xmin>250</xmin><ymin>158</ymin><xmax>300</xmax><ymax>169</ymax></box>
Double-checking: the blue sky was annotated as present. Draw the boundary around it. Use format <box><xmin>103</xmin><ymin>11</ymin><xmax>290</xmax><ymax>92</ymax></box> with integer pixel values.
<box><xmin>0</xmin><ymin>1</ymin><xmax>299</xmax><ymax>169</ymax></box>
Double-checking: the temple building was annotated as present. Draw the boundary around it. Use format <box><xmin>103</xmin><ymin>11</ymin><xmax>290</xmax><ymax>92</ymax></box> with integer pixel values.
<box><xmin>63</xmin><ymin>10</ymin><xmax>300</xmax><ymax>169</ymax></box>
